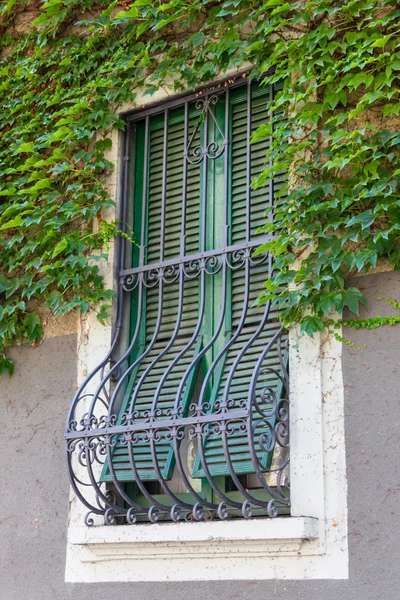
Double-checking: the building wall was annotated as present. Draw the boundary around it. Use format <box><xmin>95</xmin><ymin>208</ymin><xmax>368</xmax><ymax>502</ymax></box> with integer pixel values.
<box><xmin>0</xmin><ymin>271</ymin><xmax>399</xmax><ymax>600</ymax></box>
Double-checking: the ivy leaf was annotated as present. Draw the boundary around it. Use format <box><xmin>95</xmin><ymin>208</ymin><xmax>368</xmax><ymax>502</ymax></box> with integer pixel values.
<box><xmin>0</xmin><ymin>187</ymin><xmax>16</xmax><ymax>196</ymax></box>
<box><xmin>191</xmin><ymin>32</ymin><xmax>205</xmax><ymax>47</ymax></box>
<box><xmin>46</xmin><ymin>290</ymin><xmax>63</xmax><ymax>312</ymax></box>
<box><xmin>347</xmin><ymin>211</ymin><xmax>375</xmax><ymax>229</ymax></box>
<box><xmin>16</xmin><ymin>142</ymin><xmax>35</xmax><ymax>153</ymax></box>
<box><xmin>300</xmin><ymin>316</ymin><xmax>325</xmax><ymax>337</ymax></box>
<box><xmin>353</xmin><ymin>249</ymin><xmax>378</xmax><ymax>271</ymax></box>
<box><xmin>0</xmin><ymin>357</ymin><xmax>14</xmax><ymax>377</ymax></box>
<box><xmin>42</xmin><ymin>0</ymin><xmax>63</xmax><ymax>8</ymax></box>
<box><xmin>52</xmin><ymin>126</ymin><xmax>72</xmax><ymax>141</ymax></box>
<box><xmin>23</xmin><ymin>312</ymin><xmax>41</xmax><ymax>335</ymax></box>
<box><xmin>371</xmin><ymin>35</ymin><xmax>392</xmax><ymax>48</ymax></box>
<box><xmin>23</xmin><ymin>179</ymin><xmax>52</xmax><ymax>194</ymax></box>
<box><xmin>3</xmin><ymin>278</ymin><xmax>21</xmax><ymax>299</ymax></box>
<box><xmin>94</xmin><ymin>138</ymin><xmax>112</xmax><ymax>152</ymax></box>
<box><xmin>271</xmin><ymin>2</ymin><xmax>290</xmax><ymax>16</ymax></box>
<box><xmin>136</xmin><ymin>21</ymin><xmax>149</xmax><ymax>38</ymax></box>
<box><xmin>1</xmin><ymin>216</ymin><xmax>23</xmax><ymax>229</ymax></box>
<box><xmin>339</xmin><ymin>288</ymin><xmax>366</xmax><ymax>314</ymax></box>
<box><xmin>50</xmin><ymin>148</ymin><xmax>67</xmax><ymax>160</ymax></box>
<box><xmin>114</xmin><ymin>8</ymin><xmax>139</xmax><ymax>21</ymax></box>
<box><xmin>317</xmin><ymin>294</ymin><xmax>336</xmax><ymax>316</ymax></box>
<box><xmin>96</xmin><ymin>303</ymin><xmax>112</xmax><ymax>325</ymax></box>
<box><xmin>52</xmin><ymin>238</ymin><xmax>68</xmax><ymax>258</ymax></box>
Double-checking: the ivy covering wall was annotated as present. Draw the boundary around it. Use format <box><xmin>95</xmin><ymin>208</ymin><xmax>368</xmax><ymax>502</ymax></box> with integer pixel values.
<box><xmin>0</xmin><ymin>0</ymin><xmax>399</xmax><ymax>375</ymax></box>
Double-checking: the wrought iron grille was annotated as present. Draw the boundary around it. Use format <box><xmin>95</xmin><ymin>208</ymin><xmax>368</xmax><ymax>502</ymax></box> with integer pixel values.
<box><xmin>65</xmin><ymin>76</ymin><xmax>290</xmax><ymax>526</ymax></box>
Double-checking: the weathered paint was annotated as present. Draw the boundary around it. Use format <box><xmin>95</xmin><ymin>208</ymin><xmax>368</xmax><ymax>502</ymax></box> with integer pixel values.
<box><xmin>0</xmin><ymin>271</ymin><xmax>399</xmax><ymax>598</ymax></box>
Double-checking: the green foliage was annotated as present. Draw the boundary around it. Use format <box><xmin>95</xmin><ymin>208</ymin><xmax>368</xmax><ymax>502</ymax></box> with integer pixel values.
<box><xmin>339</xmin><ymin>296</ymin><xmax>400</xmax><ymax>341</ymax></box>
<box><xmin>342</xmin><ymin>313</ymin><xmax>400</xmax><ymax>329</ymax></box>
<box><xmin>1</xmin><ymin>0</ymin><xmax>400</xmax><ymax>374</ymax></box>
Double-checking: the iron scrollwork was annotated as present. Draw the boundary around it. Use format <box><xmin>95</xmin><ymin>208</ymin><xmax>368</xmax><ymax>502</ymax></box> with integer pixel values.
<box><xmin>65</xmin><ymin>80</ymin><xmax>290</xmax><ymax>527</ymax></box>
<box><xmin>65</xmin><ymin>325</ymin><xmax>289</xmax><ymax>525</ymax></box>
<box><xmin>186</xmin><ymin>94</ymin><xmax>227</xmax><ymax>164</ymax></box>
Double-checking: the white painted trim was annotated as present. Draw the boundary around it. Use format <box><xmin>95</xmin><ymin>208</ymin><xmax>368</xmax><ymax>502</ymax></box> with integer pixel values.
<box><xmin>65</xmin><ymin>76</ymin><xmax>349</xmax><ymax>583</ymax></box>
<box><xmin>70</xmin><ymin>516</ymin><xmax>319</xmax><ymax>546</ymax></box>
<box><xmin>67</xmin><ymin>518</ymin><xmax>319</xmax><ymax>579</ymax></box>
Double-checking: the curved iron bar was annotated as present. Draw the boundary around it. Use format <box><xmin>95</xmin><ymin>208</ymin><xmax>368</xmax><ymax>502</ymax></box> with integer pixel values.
<box><xmin>65</xmin><ymin>124</ymin><xmax>136</xmax><ymax>518</ymax></box>
<box><xmin>72</xmin><ymin>436</ymin><xmax>126</xmax><ymax>519</ymax></box>
<box><xmin>217</xmin><ymin>329</ymin><xmax>289</xmax><ymax>507</ymax></box>
<box><xmin>195</xmin><ymin>255</ymin><xmax>266</xmax><ymax>509</ymax></box>
<box><xmin>170</xmin><ymin>295</ymin><xmax>234</xmax><ymax>512</ymax></box>
<box><xmin>168</xmin><ymin>88</ymin><xmax>234</xmax><ymax>510</ymax></box>
<box><xmin>148</xmin><ymin>115</ymin><xmax>209</xmax><ymax>505</ymax></box>
<box><xmin>102</xmin><ymin>432</ymin><xmax>147</xmax><ymax>515</ymax></box>
<box><xmin>85</xmin><ymin>437</ymin><xmax>133</xmax><ymax>521</ymax></box>
<box><xmin>127</xmin><ymin>104</ymin><xmax>178</xmax><ymax>414</ymax></box>
<box><xmin>81</xmin><ymin>274</ymin><xmax>146</xmax><ymax>423</ymax></box>
<box><xmin>194</xmin><ymin>267</ymin><xmax>281</xmax><ymax>507</ymax></box>
<box><xmin>249</xmin><ymin>394</ymin><xmax>290</xmax><ymax>475</ymax></box>
<box><xmin>67</xmin><ymin>447</ymin><xmax>104</xmax><ymax>516</ymax></box>
<box><xmin>115</xmin><ymin>110</ymin><xmax>192</xmax><ymax>514</ymax></box>
<box><xmin>103</xmin><ymin>414</ymin><xmax>181</xmax><ymax>518</ymax></box>
<box><xmin>65</xmin><ymin>257</ymin><xmax>124</xmax><ymax>433</ymax></box>
<box><xmin>68</xmin><ymin>115</ymin><xmax>151</xmax><ymax>431</ymax></box>
<box><xmin>192</xmin><ymin>404</ymin><xmax>244</xmax><ymax>511</ymax></box>
<box><xmin>253</xmin><ymin>367</ymin><xmax>287</xmax><ymax>418</ymax></box>
<box><xmin>125</xmin><ymin>430</ymin><xmax>174</xmax><ymax>514</ymax></box>
<box><xmin>245</xmin><ymin>328</ymin><xmax>290</xmax><ymax>504</ymax></box>
<box><xmin>205</xmin><ymin>79</ymin><xmax>283</xmax><ymax>510</ymax></box>
<box><xmin>121</xmin><ymin>102</ymin><xmax>210</xmax><ymax>513</ymax></box>
<box><xmin>140</xmin><ymin>313</ymin><xmax>213</xmax><ymax>498</ymax></box>
<box><xmin>170</xmin><ymin>433</ymin><xmax>216</xmax><ymax>513</ymax></box>
<box><xmin>106</xmin><ymin>171</ymin><xmax>170</xmax><ymax>425</ymax></box>
<box><xmin>192</xmin><ymin>244</ymin><xmax>257</xmax><ymax>508</ymax></box>
<box><xmin>237</xmin><ymin>80</ymin><xmax>289</xmax><ymax>507</ymax></box>
<box><xmin>148</xmin><ymin>426</ymin><xmax>198</xmax><ymax>512</ymax></box>
<box><xmin>141</xmin><ymin>268</ymin><xmax>210</xmax><ymax>509</ymax></box>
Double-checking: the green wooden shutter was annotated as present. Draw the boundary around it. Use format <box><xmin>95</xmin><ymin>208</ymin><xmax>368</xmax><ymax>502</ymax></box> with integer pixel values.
<box><xmin>192</xmin><ymin>83</ymin><xmax>287</xmax><ymax>478</ymax></box>
<box><xmin>102</xmin><ymin>107</ymin><xmax>203</xmax><ymax>482</ymax></box>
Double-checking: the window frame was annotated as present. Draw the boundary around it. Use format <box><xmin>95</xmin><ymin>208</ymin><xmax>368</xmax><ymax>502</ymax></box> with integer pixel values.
<box><xmin>64</xmin><ymin>72</ymin><xmax>349</xmax><ymax>583</ymax></box>
<box><xmin>97</xmin><ymin>78</ymin><xmax>290</xmax><ymax>515</ymax></box>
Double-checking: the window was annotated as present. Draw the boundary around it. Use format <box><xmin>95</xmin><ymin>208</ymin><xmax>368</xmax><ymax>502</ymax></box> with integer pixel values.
<box><xmin>65</xmin><ymin>74</ymin><xmax>348</xmax><ymax>583</ymax></box>
<box><xmin>66</xmin><ymin>77</ymin><xmax>291</xmax><ymax>525</ymax></box>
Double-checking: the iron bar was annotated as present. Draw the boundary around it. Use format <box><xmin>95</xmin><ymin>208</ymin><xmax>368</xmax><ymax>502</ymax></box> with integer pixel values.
<box><xmin>119</xmin><ymin>237</ymin><xmax>275</xmax><ymax>278</ymax></box>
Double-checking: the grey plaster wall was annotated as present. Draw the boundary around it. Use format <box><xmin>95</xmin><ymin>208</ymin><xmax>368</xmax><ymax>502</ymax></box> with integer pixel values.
<box><xmin>0</xmin><ymin>271</ymin><xmax>399</xmax><ymax>600</ymax></box>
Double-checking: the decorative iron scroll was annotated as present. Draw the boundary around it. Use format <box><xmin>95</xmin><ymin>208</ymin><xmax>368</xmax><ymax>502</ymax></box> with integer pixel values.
<box><xmin>65</xmin><ymin>80</ymin><xmax>290</xmax><ymax>526</ymax></box>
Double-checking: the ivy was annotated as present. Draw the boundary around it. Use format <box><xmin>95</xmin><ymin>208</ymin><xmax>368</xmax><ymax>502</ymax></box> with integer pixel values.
<box><xmin>340</xmin><ymin>297</ymin><xmax>400</xmax><ymax>336</ymax></box>
<box><xmin>0</xmin><ymin>0</ymin><xmax>400</xmax><ymax>375</ymax></box>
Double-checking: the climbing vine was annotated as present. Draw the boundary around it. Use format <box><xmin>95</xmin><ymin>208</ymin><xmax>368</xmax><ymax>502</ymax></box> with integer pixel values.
<box><xmin>0</xmin><ymin>0</ymin><xmax>400</xmax><ymax>375</ymax></box>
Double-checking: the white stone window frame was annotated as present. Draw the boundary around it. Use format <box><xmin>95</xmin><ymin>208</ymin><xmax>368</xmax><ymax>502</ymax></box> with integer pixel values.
<box><xmin>65</xmin><ymin>81</ymin><xmax>349</xmax><ymax>583</ymax></box>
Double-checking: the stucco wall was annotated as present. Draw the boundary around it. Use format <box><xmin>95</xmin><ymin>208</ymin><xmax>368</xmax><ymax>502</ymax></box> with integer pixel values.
<box><xmin>0</xmin><ymin>271</ymin><xmax>399</xmax><ymax>599</ymax></box>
